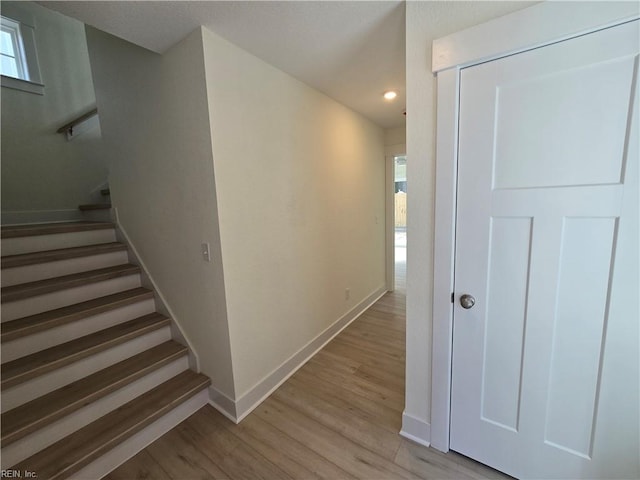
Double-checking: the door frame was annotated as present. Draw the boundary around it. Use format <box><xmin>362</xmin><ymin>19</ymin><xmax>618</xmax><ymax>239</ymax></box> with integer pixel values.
<box><xmin>430</xmin><ymin>1</ymin><xmax>640</xmax><ymax>453</ymax></box>
<box><xmin>386</xmin><ymin>147</ymin><xmax>406</xmax><ymax>292</ymax></box>
<box><xmin>386</xmin><ymin>154</ymin><xmax>396</xmax><ymax>291</ymax></box>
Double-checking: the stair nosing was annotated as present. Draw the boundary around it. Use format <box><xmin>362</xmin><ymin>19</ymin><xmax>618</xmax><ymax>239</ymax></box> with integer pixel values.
<box><xmin>1</xmin><ymin>222</ymin><xmax>114</xmax><ymax>239</ymax></box>
<box><xmin>1</xmin><ymin>264</ymin><xmax>141</xmax><ymax>304</ymax></box>
<box><xmin>1</xmin><ymin>341</ymin><xmax>188</xmax><ymax>445</ymax></box>
<box><xmin>11</xmin><ymin>371</ymin><xmax>210</xmax><ymax>480</ymax></box>
<box><xmin>1</xmin><ymin>287</ymin><xmax>154</xmax><ymax>343</ymax></box>
<box><xmin>1</xmin><ymin>313</ymin><xmax>170</xmax><ymax>390</ymax></box>
<box><xmin>2</xmin><ymin>242</ymin><xmax>128</xmax><ymax>269</ymax></box>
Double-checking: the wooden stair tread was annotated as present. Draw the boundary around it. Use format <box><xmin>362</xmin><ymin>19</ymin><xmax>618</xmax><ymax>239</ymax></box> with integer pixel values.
<box><xmin>1</xmin><ymin>264</ymin><xmax>140</xmax><ymax>303</ymax></box>
<box><xmin>1</xmin><ymin>341</ymin><xmax>187</xmax><ymax>445</ymax></box>
<box><xmin>1</xmin><ymin>217</ymin><xmax>210</xmax><ymax>477</ymax></box>
<box><xmin>1</xmin><ymin>313</ymin><xmax>170</xmax><ymax>390</ymax></box>
<box><xmin>1</xmin><ymin>222</ymin><xmax>114</xmax><ymax>239</ymax></box>
<box><xmin>2</xmin><ymin>242</ymin><xmax>127</xmax><ymax>269</ymax></box>
<box><xmin>79</xmin><ymin>204</ymin><xmax>112</xmax><ymax>211</ymax></box>
<box><xmin>1</xmin><ymin>287</ymin><xmax>154</xmax><ymax>343</ymax></box>
<box><xmin>12</xmin><ymin>370</ymin><xmax>210</xmax><ymax>480</ymax></box>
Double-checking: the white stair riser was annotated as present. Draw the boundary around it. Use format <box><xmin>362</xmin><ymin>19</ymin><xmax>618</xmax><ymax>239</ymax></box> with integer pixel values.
<box><xmin>2</xmin><ymin>251</ymin><xmax>129</xmax><ymax>287</ymax></box>
<box><xmin>1</xmin><ymin>326</ymin><xmax>171</xmax><ymax>413</ymax></box>
<box><xmin>2</xmin><ymin>274</ymin><xmax>141</xmax><ymax>322</ymax></box>
<box><xmin>1</xmin><ymin>355</ymin><xmax>189</xmax><ymax>468</ymax></box>
<box><xmin>69</xmin><ymin>389</ymin><xmax>209</xmax><ymax>480</ymax></box>
<box><xmin>1</xmin><ymin>230</ymin><xmax>116</xmax><ymax>256</ymax></box>
<box><xmin>2</xmin><ymin>299</ymin><xmax>156</xmax><ymax>363</ymax></box>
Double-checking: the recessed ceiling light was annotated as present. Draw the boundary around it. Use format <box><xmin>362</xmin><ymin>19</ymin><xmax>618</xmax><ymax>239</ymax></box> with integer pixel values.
<box><xmin>383</xmin><ymin>91</ymin><xmax>397</xmax><ymax>100</ymax></box>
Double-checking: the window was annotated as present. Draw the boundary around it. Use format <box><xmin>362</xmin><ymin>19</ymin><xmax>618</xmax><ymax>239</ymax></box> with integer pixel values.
<box><xmin>1</xmin><ymin>16</ymin><xmax>28</xmax><ymax>80</ymax></box>
<box><xmin>0</xmin><ymin>8</ymin><xmax>43</xmax><ymax>95</ymax></box>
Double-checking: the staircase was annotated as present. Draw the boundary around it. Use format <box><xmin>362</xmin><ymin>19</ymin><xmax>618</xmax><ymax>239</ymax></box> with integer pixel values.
<box><xmin>1</xmin><ymin>221</ymin><xmax>210</xmax><ymax>479</ymax></box>
<box><xmin>78</xmin><ymin>188</ymin><xmax>112</xmax><ymax>222</ymax></box>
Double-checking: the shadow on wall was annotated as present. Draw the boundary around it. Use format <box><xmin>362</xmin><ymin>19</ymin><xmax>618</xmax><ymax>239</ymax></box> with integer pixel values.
<box><xmin>1</xmin><ymin>1</ymin><xmax>107</xmax><ymax>225</ymax></box>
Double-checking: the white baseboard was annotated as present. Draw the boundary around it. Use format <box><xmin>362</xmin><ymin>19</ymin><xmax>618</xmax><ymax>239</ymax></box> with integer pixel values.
<box><xmin>400</xmin><ymin>411</ymin><xmax>431</xmax><ymax>448</ymax></box>
<box><xmin>1</xmin><ymin>209</ymin><xmax>84</xmax><ymax>225</ymax></box>
<box><xmin>231</xmin><ymin>285</ymin><xmax>388</xmax><ymax>423</ymax></box>
<box><xmin>1</xmin><ymin>356</ymin><xmax>189</xmax><ymax>468</ymax></box>
<box><xmin>69</xmin><ymin>389</ymin><xmax>209</xmax><ymax>480</ymax></box>
<box><xmin>208</xmin><ymin>386</ymin><xmax>237</xmax><ymax>423</ymax></box>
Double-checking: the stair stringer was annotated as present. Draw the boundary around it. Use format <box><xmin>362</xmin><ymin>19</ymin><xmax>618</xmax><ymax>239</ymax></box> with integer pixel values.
<box><xmin>70</xmin><ymin>389</ymin><xmax>209</xmax><ymax>480</ymax></box>
<box><xmin>112</xmin><ymin>217</ymin><xmax>200</xmax><ymax>374</ymax></box>
<box><xmin>1</xmin><ymin>221</ymin><xmax>211</xmax><ymax>478</ymax></box>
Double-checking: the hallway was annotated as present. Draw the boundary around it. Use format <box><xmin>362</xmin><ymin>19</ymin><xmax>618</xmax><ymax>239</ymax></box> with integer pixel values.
<box><xmin>106</xmin><ymin>285</ymin><xmax>507</xmax><ymax>479</ymax></box>
<box><xmin>395</xmin><ymin>227</ymin><xmax>406</xmax><ymax>293</ymax></box>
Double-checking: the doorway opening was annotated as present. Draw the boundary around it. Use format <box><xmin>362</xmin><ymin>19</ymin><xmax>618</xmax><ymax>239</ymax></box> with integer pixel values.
<box><xmin>393</xmin><ymin>155</ymin><xmax>407</xmax><ymax>292</ymax></box>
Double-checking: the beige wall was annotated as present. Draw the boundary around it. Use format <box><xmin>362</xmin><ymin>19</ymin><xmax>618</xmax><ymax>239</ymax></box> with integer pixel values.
<box><xmin>86</xmin><ymin>24</ymin><xmax>386</xmax><ymax>416</ymax></box>
<box><xmin>202</xmin><ymin>27</ymin><xmax>386</xmax><ymax>401</ymax></box>
<box><xmin>385</xmin><ymin>125</ymin><xmax>406</xmax><ymax>157</ymax></box>
<box><xmin>385</xmin><ymin>126</ymin><xmax>406</xmax><ymax>148</ymax></box>
<box><xmin>404</xmin><ymin>0</ymin><xmax>537</xmax><ymax>438</ymax></box>
<box><xmin>85</xmin><ymin>27</ymin><xmax>235</xmax><ymax>401</ymax></box>
<box><xmin>1</xmin><ymin>2</ymin><xmax>107</xmax><ymax>224</ymax></box>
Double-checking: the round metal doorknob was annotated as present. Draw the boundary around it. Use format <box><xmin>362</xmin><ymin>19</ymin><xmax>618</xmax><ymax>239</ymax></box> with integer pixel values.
<box><xmin>460</xmin><ymin>294</ymin><xmax>475</xmax><ymax>309</ymax></box>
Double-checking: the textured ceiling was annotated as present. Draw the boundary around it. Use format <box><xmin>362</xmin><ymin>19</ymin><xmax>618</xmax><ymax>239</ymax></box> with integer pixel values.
<box><xmin>40</xmin><ymin>1</ymin><xmax>534</xmax><ymax>129</ymax></box>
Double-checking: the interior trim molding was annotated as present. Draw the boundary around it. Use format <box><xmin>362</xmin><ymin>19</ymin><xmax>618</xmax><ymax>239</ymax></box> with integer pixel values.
<box><xmin>429</xmin><ymin>3</ymin><xmax>640</xmax><ymax>453</ymax></box>
<box><xmin>71</xmin><ymin>389</ymin><xmax>209</xmax><ymax>479</ymax></box>
<box><xmin>1</xmin><ymin>75</ymin><xmax>44</xmax><ymax>95</ymax></box>
<box><xmin>232</xmin><ymin>284</ymin><xmax>388</xmax><ymax>423</ymax></box>
<box><xmin>208</xmin><ymin>387</ymin><xmax>237</xmax><ymax>423</ymax></box>
<box><xmin>400</xmin><ymin>412</ymin><xmax>431</xmax><ymax>448</ymax></box>
<box><xmin>114</xmin><ymin>216</ymin><xmax>201</xmax><ymax>372</ymax></box>
<box><xmin>432</xmin><ymin>1</ymin><xmax>640</xmax><ymax>72</ymax></box>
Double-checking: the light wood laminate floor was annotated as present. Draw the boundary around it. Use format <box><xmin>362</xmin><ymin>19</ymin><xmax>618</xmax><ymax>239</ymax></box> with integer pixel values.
<box><xmin>106</xmin><ymin>286</ymin><xmax>509</xmax><ymax>480</ymax></box>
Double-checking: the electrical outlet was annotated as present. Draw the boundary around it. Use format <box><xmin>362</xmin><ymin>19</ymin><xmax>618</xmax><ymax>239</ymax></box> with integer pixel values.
<box><xmin>201</xmin><ymin>242</ymin><xmax>211</xmax><ymax>262</ymax></box>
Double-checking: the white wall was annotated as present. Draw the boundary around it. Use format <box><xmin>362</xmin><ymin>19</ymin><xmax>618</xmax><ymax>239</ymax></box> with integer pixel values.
<box><xmin>385</xmin><ymin>126</ymin><xmax>406</xmax><ymax>156</ymax></box>
<box><xmin>404</xmin><ymin>0</ymin><xmax>537</xmax><ymax>442</ymax></box>
<box><xmin>86</xmin><ymin>24</ymin><xmax>386</xmax><ymax>419</ymax></box>
<box><xmin>84</xmin><ymin>27</ymin><xmax>236</xmax><ymax>402</ymax></box>
<box><xmin>385</xmin><ymin>126</ymin><xmax>406</xmax><ymax>147</ymax></box>
<box><xmin>202</xmin><ymin>27</ymin><xmax>386</xmax><ymax>409</ymax></box>
<box><xmin>1</xmin><ymin>2</ymin><xmax>106</xmax><ymax>224</ymax></box>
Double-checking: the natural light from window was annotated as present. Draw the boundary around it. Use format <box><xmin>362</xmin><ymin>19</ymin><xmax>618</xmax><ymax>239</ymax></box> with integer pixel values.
<box><xmin>1</xmin><ymin>16</ymin><xmax>28</xmax><ymax>81</ymax></box>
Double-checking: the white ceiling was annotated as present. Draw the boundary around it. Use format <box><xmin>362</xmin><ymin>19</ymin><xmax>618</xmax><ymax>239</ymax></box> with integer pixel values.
<box><xmin>40</xmin><ymin>1</ymin><xmax>534</xmax><ymax>129</ymax></box>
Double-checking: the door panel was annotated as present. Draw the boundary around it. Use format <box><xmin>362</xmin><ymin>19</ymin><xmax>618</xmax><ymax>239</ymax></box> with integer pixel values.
<box><xmin>451</xmin><ymin>20</ymin><xmax>639</xmax><ymax>479</ymax></box>
<box><xmin>482</xmin><ymin>216</ymin><xmax>531</xmax><ymax>432</ymax></box>
<box><xmin>545</xmin><ymin>217</ymin><xmax>617</xmax><ymax>458</ymax></box>
<box><xmin>493</xmin><ymin>56</ymin><xmax>634</xmax><ymax>189</ymax></box>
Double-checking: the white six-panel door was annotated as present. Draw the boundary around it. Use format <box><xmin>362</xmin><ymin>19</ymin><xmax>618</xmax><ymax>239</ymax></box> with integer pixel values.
<box><xmin>451</xmin><ymin>20</ymin><xmax>639</xmax><ymax>479</ymax></box>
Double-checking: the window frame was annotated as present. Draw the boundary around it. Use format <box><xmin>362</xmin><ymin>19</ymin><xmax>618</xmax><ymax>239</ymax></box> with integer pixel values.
<box><xmin>0</xmin><ymin>6</ymin><xmax>43</xmax><ymax>95</ymax></box>
<box><xmin>1</xmin><ymin>15</ymin><xmax>29</xmax><ymax>80</ymax></box>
